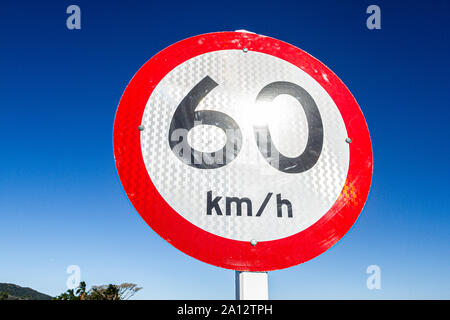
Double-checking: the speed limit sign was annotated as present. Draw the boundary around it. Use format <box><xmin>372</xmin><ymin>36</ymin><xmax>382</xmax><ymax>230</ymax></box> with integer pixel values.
<box><xmin>113</xmin><ymin>31</ymin><xmax>373</xmax><ymax>271</ymax></box>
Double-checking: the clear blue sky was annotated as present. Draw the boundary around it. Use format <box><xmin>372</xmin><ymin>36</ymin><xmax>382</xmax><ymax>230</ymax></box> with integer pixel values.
<box><xmin>0</xmin><ymin>0</ymin><xmax>449</xmax><ymax>299</ymax></box>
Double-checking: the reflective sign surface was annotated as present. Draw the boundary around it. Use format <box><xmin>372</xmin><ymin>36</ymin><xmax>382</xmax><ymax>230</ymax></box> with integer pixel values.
<box><xmin>142</xmin><ymin>50</ymin><xmax>349</xmax><ymax>241</ymax></box>
<box><xmin>113</xmin><ymin>32</ymin><xmax>373</xmax><ymax>271</ymax></box>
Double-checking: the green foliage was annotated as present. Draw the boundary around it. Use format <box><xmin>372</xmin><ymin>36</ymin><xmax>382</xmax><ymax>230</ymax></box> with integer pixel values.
<box><xmin>0</xmin><ymin>291</ymin><xmax>9</xmax><ymax>300</ymax></box>
<box><xmin>53</xmin><ymin>281</ymin><xmax>142</xmax><ymax>300</ymax></box>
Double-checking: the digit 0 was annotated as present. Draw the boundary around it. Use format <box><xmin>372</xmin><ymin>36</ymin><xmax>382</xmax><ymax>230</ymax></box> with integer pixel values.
<box><xmin>253</xmin><ymin>81</ymin><xmax>324</xmax><ymax>173</ymax></box>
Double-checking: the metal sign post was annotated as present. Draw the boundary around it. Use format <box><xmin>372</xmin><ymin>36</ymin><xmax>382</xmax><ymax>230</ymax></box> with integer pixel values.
<box><xmin>236</xmin><ymin>271</ymin><xmax>268</xmax><ymax>300</ymax></box>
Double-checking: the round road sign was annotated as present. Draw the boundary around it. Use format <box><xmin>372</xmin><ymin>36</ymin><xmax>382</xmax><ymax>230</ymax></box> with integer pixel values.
<box><xmin>113</xmin><ymin>31</ymin><xmax>373</xmax><ymax>271</ymax></box>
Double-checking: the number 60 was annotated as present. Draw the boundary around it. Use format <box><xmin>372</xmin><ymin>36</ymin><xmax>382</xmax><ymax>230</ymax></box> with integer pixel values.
<box><xmin>168</xmin><ymin>76</ymin><xmax>323</xmax><ymax>174</ymax></box>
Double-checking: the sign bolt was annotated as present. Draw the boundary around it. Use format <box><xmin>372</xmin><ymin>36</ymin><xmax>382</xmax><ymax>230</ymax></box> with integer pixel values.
<box><xmin>345</xmin><ymin>137</ymin><xmax>352</xmax><ymax>143</ymax></box>
<box><xmin>138</xmin><ymin>125</ymin><xmax>145</xmax><ymax>131</ymax></box>
<box><xmin>250</xmin><ymin>239</ymin><xmax>257</xmax><ymax>246</ymax></box>
<box><xmin>243</xmin><ymin>47</ymin><xmax>249</xmax><ymax>53</ymax></box>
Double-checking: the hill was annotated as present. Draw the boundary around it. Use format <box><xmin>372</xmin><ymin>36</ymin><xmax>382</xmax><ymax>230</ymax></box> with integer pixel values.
<box><xmin>0</xmin><ymin>283</ymin><xmax>52</xmax><ymax>300</ymax></box>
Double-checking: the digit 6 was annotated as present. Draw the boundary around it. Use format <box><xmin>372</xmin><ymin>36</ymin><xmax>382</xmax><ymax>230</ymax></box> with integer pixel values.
<box><xmin>168</xmin><ymin>76</ymin><xmax>242</xmax><ymax>169</ymax></box>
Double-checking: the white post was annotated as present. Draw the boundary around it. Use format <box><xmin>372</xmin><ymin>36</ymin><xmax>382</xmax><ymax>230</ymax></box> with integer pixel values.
<box><xmin>235</xmin><ymin>271</ymin><xmax>268</xmax><ymax>300</ymax></box>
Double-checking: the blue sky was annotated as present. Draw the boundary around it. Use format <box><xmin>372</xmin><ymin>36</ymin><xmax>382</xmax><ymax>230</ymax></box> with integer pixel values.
<box><xmin>0</xmin><ymin>0</ymin><xmax>449</xmax><ymax>299</ymax></box>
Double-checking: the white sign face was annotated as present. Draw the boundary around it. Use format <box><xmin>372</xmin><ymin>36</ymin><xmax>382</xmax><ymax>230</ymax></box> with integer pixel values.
<box><xmin>140</xmin><ymin>50</ymin><xmax>349</xmax><ymax>241</ymax></box>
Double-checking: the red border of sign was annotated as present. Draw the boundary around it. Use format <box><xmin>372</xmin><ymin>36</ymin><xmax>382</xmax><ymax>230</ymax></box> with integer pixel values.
<box><xmin>113</xmin><ymin>32</ymin><xmax>373</xmax><ymax>271</ymax></box>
